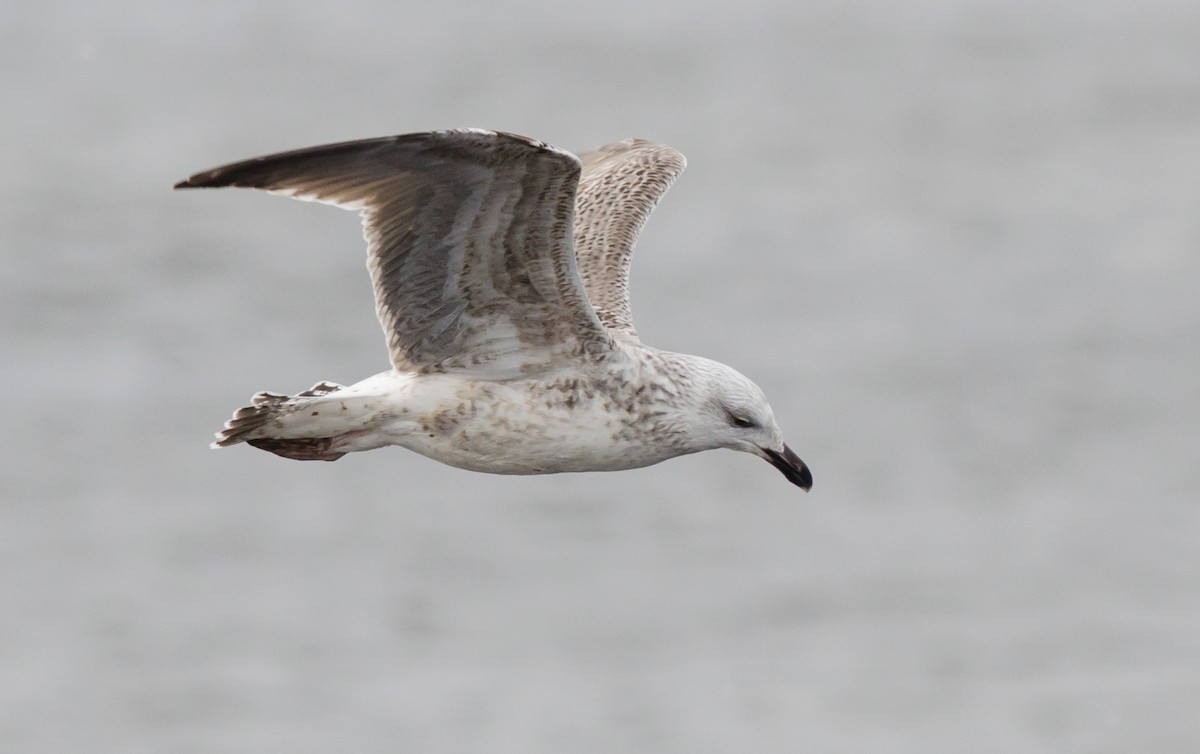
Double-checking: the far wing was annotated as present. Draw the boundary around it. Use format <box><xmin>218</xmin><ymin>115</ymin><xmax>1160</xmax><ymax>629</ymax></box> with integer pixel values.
<box><xmin>572</xmin><ymin>139</ymin><xmax>686</xmax><ymax>340</ymax></box>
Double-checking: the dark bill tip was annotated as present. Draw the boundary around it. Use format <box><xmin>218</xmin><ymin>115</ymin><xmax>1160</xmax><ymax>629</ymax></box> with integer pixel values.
<box><xmin>765</xmin><ymin>444</ymin><xmax>813</xmax><ymax>491</ymax></box>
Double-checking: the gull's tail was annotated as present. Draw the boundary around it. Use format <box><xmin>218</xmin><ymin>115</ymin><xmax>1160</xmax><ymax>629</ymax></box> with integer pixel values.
<box><xmin>213</xmin><ymin>381</ymin><xmax>353</xmax><ymax>461</ymax></box>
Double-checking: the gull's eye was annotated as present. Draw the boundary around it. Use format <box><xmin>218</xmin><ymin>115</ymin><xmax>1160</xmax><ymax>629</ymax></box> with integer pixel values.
<box><xmin>728</xmin><ymin>413</ymin><xmax>757</xmax><ymax>429</ymax></box>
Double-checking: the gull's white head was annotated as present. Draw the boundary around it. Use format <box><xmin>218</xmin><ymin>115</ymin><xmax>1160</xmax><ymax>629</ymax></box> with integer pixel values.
<box><xmin>676</xmin><ymin>356</ymin><xmax>812</xmax><ymax>491</ymax></box>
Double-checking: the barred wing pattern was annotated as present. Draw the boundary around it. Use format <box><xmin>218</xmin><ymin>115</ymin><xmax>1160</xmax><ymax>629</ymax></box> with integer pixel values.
<box><xmin>572</xmin><ymin>139</ymin><xmax>686</xmax><ymax>340</ymax></box>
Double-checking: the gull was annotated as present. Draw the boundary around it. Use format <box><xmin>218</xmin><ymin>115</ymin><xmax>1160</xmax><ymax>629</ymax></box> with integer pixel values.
<box><xmin>175</xmin><ymin>130</ymin><xmax>812</xmax><ymax>490</ymax></box>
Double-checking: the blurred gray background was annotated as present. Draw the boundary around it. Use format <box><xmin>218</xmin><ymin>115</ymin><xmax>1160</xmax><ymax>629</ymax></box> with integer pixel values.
<box><xmin>3</xmin><ymin>0</ymin><xmax>1198</xmax><ymax>752</ymax></box>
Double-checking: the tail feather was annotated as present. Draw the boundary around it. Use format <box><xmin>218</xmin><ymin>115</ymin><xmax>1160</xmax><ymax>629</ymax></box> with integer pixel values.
<box><xmin>246</xmin><ymin>436</ymin><xmax>346</xmax><ymax>462</ymax></box>
<box><xmin>295</xmin><ymin>381</ymin><xmax>344</xmax><ymax>398</ymax></box>
<box><xmin>212</xmin><ymin>381</ymin><xmax>349</xmax><ymax>456</ymax></box>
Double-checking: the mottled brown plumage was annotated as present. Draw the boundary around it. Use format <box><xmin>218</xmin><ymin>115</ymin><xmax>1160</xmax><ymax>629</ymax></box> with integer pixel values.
<box><xmin>574</xmin><ymin>139</ymin><xmax>686</xmax><ymax>339</ymax></box>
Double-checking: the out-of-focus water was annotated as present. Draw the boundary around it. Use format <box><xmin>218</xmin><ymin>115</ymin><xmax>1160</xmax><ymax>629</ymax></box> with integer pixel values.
<box><xmin>3</xmin><ymin>1</ymin><xmax>1198</xmax><ymax>751</ymax></box>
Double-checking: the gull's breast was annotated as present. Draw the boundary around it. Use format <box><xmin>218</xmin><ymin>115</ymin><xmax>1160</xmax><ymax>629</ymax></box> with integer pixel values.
<box><xmin>386</xmin><ymin>372</ymin><xmax>690</xmax><ymax>475</ymax></box>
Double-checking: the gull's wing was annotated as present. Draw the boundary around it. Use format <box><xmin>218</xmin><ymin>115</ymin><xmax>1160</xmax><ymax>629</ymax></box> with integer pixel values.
<box><xmin>176</xmin><ymin>130</ymin><xmax>614</xmax><ymax>377</ymax></box>
<box><xmin>572</xmin><ymin>139</ymin><xmax>686</xmax><ymax>340</ymax></box>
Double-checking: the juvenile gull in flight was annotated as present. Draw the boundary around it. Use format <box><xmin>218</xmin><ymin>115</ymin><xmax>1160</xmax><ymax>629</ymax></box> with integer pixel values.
<box><xmin>175</xmin><ymin>130</ymin><xmax>812</xmax><ymax>490</ymax></box>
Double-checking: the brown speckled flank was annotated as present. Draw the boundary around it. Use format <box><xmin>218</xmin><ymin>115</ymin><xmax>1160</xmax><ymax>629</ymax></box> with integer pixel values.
<box><xmin>176</xmin><ymin>130</ymin><xmax>811</xmax><ymax>490</ymax></box>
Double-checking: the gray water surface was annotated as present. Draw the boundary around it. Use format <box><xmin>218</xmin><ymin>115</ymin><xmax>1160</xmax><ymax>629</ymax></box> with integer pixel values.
<box><xmin>4</xmin><ymin>1</ymin><xmax>1199</xmax><ymax>752</ymax></box>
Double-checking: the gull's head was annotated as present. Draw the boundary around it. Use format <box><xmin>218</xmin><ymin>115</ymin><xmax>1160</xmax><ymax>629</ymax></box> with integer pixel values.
<box><xmin>682</xmin><ymin>357</ymin><xmax>812</xmax><ymax>491</ymax></box>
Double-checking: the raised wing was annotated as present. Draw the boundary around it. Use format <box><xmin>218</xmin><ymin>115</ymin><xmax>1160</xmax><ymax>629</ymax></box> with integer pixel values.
<box><xmin>572</xmin><ymin>139</ymin><xmax>686</xmax><ymax>340</ymax></box>
<box><xmin>175</xmin><ymin>130</ymin><xmax>614</xmax><ymax>377</ymax></box>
